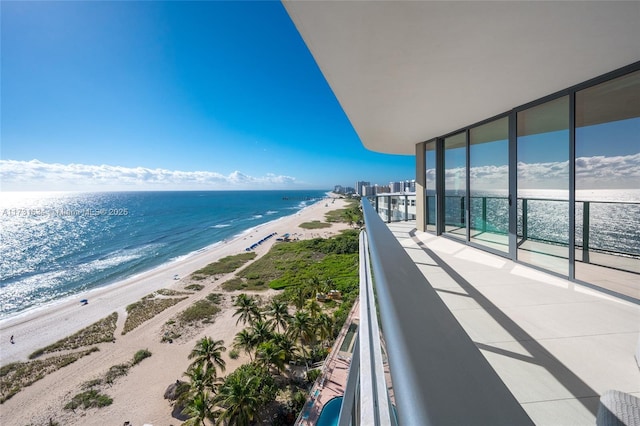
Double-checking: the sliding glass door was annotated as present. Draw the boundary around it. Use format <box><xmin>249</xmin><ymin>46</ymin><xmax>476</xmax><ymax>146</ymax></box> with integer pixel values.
<box><xmin>469</xmin><ymin>117</ymin><xmax>509</xmax><ymax>253</ymax></box>
<box><xmin>516</xmin><ymin>96</ymin><xmax>570</xmax><ymax>276</ymax></box>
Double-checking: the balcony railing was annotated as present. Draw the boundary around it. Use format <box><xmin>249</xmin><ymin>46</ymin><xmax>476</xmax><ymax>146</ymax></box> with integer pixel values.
<box><xmin>372</xmin><ymin>194</ymin><xmax>640</xmax><ymax>274</ymax></box>
<box><xmin>338</xmin><ymin>200</ymin><xmax>533</xmax><ymax>425</ymax></box>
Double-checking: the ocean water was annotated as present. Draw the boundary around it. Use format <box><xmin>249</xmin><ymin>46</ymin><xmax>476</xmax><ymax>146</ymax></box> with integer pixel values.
<box><xmin>431</xmin><ymin>189</ymin><xmax>640</xmax><ymax>258</ymax></box>
<box><xmin>0</xmin><ymin>190</ymin><xmax>327</xmax><ymax>319</ymax></box>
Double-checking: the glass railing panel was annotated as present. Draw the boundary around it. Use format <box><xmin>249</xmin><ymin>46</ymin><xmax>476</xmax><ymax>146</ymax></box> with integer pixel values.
<box><xmin>517</xmin><ymin>197</ymin><xmax>569</xmax><ymax>276</ymax></box>
<box><xmin>469</xmin><ymin>195</ymin><xmax>509</xmax><ymax>253</ymax></box>
<box><xmin>426</xmin><ymin>194</ymin><xmax>436</xmax><ymax>232</ymax></box>
<box><xmin>575</xmin><ymin>201</ymin><xmax>640</xmax><ymax>266</ymax></box>
<box><xmin>444</xmin><ymin>194</ymin><xmax>466</xmax><ymax>239</ymax></box>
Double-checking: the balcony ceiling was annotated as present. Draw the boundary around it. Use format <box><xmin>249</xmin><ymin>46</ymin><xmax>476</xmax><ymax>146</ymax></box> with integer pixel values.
<box><xmin>283</xmin><ymin>1</ymin><xmax>640</xmax><ymax>155</ymax></box>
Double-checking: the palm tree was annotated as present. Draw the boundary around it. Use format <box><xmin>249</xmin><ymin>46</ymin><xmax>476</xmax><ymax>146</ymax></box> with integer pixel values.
<box><xmin>184</xmin><ymin>363</ymin><xmax>215</xmax><ymax>396</ymax></box>
<box><xmin>315</xmin><ymin>312</ymin><xmax>334</xmax><ymax>343</ymax></box>
<box><xmin>288</xmin><ymin>310</ymin><xmax>314</xmax><ymax>367</ymax></box>
<box><xmin>256</xmin><ymin>341</ymin><xmax>286</xmax><ymax>375</ymax></box>
<box><xmin>291</xmin><ymin>286</ymin><xmax>309</xmax><ymax>310</ymax></box>
<box><xmin>271</xmin><ymin>332</ymin><xmax>298</xmax><ymax>366</ymax></box>
<box><xmin>308</xmin><ymin>276</ymin><xmax>322</xmax><ymax>297</ymax></box>
<box><xmin>188</xmin><ymin>337</ymin><xmax>227</xmax><ymax>378</ymax></box>
<box><xmin>249</xmin><ymin>320</ymin><xmax>273</xmax><ymax>347</ymax></box>
<box><xmin>182</xmin><ymin>391</ymin><xmax>215</xmax><ymax>426</ymax></box>
<box><xmin>213</xmin><ymin>373</ymin><xmax>260</xmax><ymax>426</ymax></box>
<box><xmin>232</xmin><ymin>294</ymin><xmax>261</xmax><ymax>326</ymax></box>
<box><xmin>233</xmin><ymin>329</ymin><xmax>257</xmax><ymax>362</ymax></box>
<box><xmin>265</xmin><ymin>300</ymin><xmax>291</xmax><ymax>333</ymax></box>
<box><xmin>304</xmin><ymin>299</ymin><xmax>322</xmax><ymax>319</ymax></box>
<box><xmin>288</xmin><ymin>310</ymin><xmax>314</xmax><ymax>346</ymax></box>
<box><xmin>323</xmin><ymin>278</ymin><xmax>334</xmax><ymax>294</ymax></box>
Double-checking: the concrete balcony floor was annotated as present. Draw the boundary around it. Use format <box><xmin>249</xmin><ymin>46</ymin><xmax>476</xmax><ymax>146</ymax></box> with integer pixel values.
<box><xmin>388</xmin><ymin>221</ymin><xmax>640</xmax><ymax>425</ymax></box>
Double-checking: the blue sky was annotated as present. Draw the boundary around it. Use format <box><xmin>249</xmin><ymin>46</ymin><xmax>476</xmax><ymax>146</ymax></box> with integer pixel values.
<box><xmin>1</xmin><ymin>1</ymin><xmax>414</xmax><ymax>191</ymax></box>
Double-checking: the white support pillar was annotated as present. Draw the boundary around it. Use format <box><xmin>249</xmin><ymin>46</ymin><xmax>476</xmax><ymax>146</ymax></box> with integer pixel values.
<box><xmin>415</xmin><ymin>142</ymin><xmax>426</xmax><ymax>232</ymax></box>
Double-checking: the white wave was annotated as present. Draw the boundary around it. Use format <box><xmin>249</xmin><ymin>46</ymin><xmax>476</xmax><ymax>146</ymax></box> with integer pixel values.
<box><xmin>212</xmin><ymin>224</ymin><xmax>231</xmax><ymax>228</ymax></box>
<box><xmin>265</xmin><ymin>210</ymin><xmax>278</xmax><ymax>215</ymax></box>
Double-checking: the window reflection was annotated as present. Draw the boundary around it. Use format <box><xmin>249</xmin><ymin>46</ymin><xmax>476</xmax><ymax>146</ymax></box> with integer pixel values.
<box><xmin>517</xmin><ymin>96</ymin><xmax>570</xmax><ymax>276</ymax></box>
<box><xmin>469</xmin><ymin>117</ymin><xmax>509</xmax><ymax>253</ymax></box>
<box><xmin>444</xmin><ymin>132</ymin><xmax>467</xmax><ymax>240</ymax></box>
<box><xmin>575</xmin><ymin>70</ymin><xmax>640</xmax><ymax>291</ymax></box>
<box><xmin>425</xmin><ymin>141</ymin><xmax>436</xmax><ymax>232</ymax></box>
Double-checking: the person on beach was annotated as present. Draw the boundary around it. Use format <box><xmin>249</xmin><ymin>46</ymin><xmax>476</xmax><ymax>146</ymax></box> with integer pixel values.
<box><xmin>10</xmin><ymin>335</ymin><xmax>14</xmax><ymax>344</ymax></box>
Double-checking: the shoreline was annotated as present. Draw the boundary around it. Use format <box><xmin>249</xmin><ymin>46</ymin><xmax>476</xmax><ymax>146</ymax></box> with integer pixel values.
<box><xmin>0</xmin><ymin>195</ymin><xmax>347</xmax><ymax>365</ymax></box>
<box><xmin>0</xmin><ymin>194</ymin><xmax>326</xmax><ymax>323</ymax></box>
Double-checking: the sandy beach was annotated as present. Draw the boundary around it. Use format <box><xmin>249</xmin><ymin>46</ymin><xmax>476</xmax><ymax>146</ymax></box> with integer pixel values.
<box><xmin>0</xmin><ymin>196</ymin><xmax>351</xmax><ymax>426</ymax></box>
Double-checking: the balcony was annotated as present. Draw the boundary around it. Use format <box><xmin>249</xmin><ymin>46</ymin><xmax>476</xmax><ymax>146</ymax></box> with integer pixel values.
<box><xmin>333</xmin><ymin>200</ymin><xmax>639</xmax><ymax>425</ymax></box>
<box><xmin>373</xmin><ymin>193</ymin><xmax>640</xmax><ymax>301</ymax></box>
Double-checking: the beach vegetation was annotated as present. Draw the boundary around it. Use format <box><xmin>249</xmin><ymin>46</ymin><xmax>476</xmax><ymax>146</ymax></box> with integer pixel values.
<box><xmin>233</xmin><ymin>329</ymin><xmax>257</xmax><ymax>362</ymax></box>
<box><xmin>64</xmin><ymin>389</ymin><xmax>113</xmax><ymax>410</ymax></box>
<box><xmin>265</xmin><ymin>299</ymin><xmax>291</xmax><ymax>333</ymax></box>
<box><xmin>132</xmin><ymin>348</ymin><xmax>152</xmax><ymax>365</ymax></box>
<box><xmin>178</xmin><ymin>228</ymin><xmax>361</xmax><ymax>424</ymax></box>
<box><xmin>306</xmin><ymin>368</ymin><xmax>322</xmax><ymax>383</ymax></box>
<box><xmin>229</xmin><ymin>349</ymin><xmax>240</xmax><ymax>360</ymax></box>
<box><xmin>221</xmin><ymin>277</ymin><xmax>245</xmax><ymax>291</ymax></box>
<box><xmin>226</xmin><ymin>229</ymin><xmax>359</xmax><ymax>294</ymax></box>
<box><xmin>122</xmin><ymin>295</ymin><xmax>188</xmax><ymax>335</ymax></box>
<box><xmin>324</xmin><ymin>200</ymin><xmax>362</xmax><ymax>226</ymax></box>
<box><xmin>206</xmin><ymin>292</ymin><xmax>223</xmax><ymax>304</ymax></box>
<box><xmin>232</xmin><ymin>293</ymin><xmax>262</xmax><ymax>326</ymax></box>
<box><xmin>179</xmin><ymin>299</ymin><xmax>221</xmax><ymax>324</ymax></box>
<box><xmin>185</xmin><ymin>283</ymin><xmax>205</xmax><ymax>291</ymax></box>
<box><xmin>299</xmin><ymin>220</ymin><xmax>331</xmax><ymax>229</ymax></box>
<box><xmin>81</xmin><ymin>378</ymin><xmax>103</xmax><ymax>389</ymax></box>
<box><xmin>191</xmin><ymin>252</ymin><xmax>257</xmax><ymax>280</ymax></box>
<box><xmin>188</xmin><ymin>337</ymin><xmax>227</xmax><ymax>379</ymax></box>
<box><xmin>104</xmin><ymin>363</ymin><xmax>130</xmax><ymax>384</ymax></box>
<box><xmin>154</xmin><ymin>288</ymin><xmax>192</xmax><ymax>297</ymax></box>
<box><xmin>29</xmin><ymin>312</ymin><xmax>118</xmax><ymax>359</ymax></box>
<box><xmin>212</xmin><ymin>363</ymin><xmax>277</xmax><ymax>426</ymax></box>
<box><xmin>0</xmin><ymin>347</ymin><xmax>99</xmax><ymax>403</ymax></box>
<box><xmin>181</xmin><ymin>390</ymin><xmax>216</xmax><ymax>426</ymax></box>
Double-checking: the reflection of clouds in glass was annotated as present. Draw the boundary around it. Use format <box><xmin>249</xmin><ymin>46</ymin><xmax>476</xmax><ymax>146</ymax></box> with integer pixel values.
<box><xmin>575</xmin><ymin>152</ymin><xmax>640</xmax><ymax>190</ymax></box>
<box><xmin>437</xmin><ymin>152</ymin><xmax>639</xmax><ymax>190</ymax></box>
<box><xmin>0</xmin><ymin>160</ymin><xmax>298</xmax><ymax>191</ymax></box>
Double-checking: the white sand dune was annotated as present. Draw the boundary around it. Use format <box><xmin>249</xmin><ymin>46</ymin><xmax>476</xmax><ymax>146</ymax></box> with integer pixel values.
<box><xmin>0</xmin><ymin>196</ymin><xmax>352</xmax><ymax>426</ymax></box>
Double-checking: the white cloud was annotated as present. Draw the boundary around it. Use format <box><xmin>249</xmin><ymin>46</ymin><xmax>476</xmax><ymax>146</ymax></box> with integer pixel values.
<box><xmin>0</xmin><ymin>160</ymin><xmax>300</xmax><ymax>191</ymax></box>
<box><xmin>430</xmin><ymin>152</ymin><xmax>639</xmax><ymax>190</ymax></box>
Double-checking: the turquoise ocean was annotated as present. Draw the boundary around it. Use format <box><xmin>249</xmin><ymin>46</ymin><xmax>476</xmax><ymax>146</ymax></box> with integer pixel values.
<box><xmin>0</xmin><ymin>190</ymin><xmax>327</xmax><ymax>319</ymax></box>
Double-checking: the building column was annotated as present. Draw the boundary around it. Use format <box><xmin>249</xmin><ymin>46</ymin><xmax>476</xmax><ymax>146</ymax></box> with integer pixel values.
<box><xmin>415</xmin><ymin>142</ymin><xmax>426</xmax><ymax>232</ymax></box>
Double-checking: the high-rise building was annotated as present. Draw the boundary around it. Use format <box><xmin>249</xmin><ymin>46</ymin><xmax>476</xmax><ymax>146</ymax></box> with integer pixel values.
<box><xmin>355</xmin><ymin>181</ymin><xmax>370</xmax><ymax>196</ymax></box>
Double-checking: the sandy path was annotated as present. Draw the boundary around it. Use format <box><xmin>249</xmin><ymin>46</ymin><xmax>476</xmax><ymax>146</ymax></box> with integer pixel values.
<box><xmin>0</xmin><ymin>196</ymin><xmax>351</xmax><ymax>426</ymax></box>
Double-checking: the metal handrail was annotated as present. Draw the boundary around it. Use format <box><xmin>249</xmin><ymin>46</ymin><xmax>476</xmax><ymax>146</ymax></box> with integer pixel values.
<box><xmin>360</xmin><ymin>200</ymin><xmax>533</xmax><ymax>425</ymax></box>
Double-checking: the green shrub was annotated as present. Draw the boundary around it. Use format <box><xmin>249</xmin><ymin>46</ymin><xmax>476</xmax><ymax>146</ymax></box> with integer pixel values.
<box><xmin>132</xmin><ymin>349</ymin><xmax>152</xmax><ymax>365</ymax></box>
<box><xmin>299</xmin><ymin>220</ymin><xmax>331</xmax><ymax>229</ymax></box>
<box><xmin>185</xmin><ymin>284</ymin><xmax>204</xmax><ymax>291</ymax></box>
<box><xmin>178</xmin><ymin>299</ymin><xmax>220</xmax><ymax>324</ymax></box>
<box><xmin>104</xmin><ymin>363</ymin><xmax>130</xmax><ymax>384</ymax></box>
<box><xmin>122</xmin><ymin>296</ymin><xmax>187</xmax><ymax>335</ymax></box>
<box><xmin>206</xmin><ymin>292</ymin><xmax>223</xmax><ymax>304</ymax></box>
<box><xmin>306</xmin><ymin>368</ymin><xmax>322</xmax><ymax>383</ymax></box>
<box><xmin>64</xmin><ymin>389</ymin><xmax>112</xmax><ymax>410</ymax></box>
<box><xmin>229</xmin><ymin>349</ymin><xmax>240</xmax><ymax>359</ymax></box>
<box><xmin>191</xmin><ymin>252</ymin><xmax>257</xmax><ymax>279</ymax></box>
